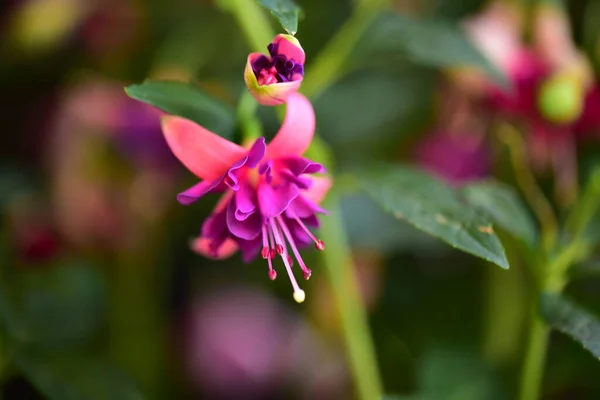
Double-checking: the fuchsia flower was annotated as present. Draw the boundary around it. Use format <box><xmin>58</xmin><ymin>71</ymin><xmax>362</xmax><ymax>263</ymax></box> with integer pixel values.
<box><xmin>244</xmin><ymin>34</ymin><xmax>305</xmax><ymax>106</ymax></box>
<box><xmin>162</xmin><ymin>93</ymin><xmax>331</xmax><ymax>303</ymax></box>
<box><xmin>463</xmin><ymin>1</ymin><xmax>600</xmax><ymax>145</ymax></box>
<box><xmin>414</xmin><ymin>131</ymin><xmax>490</xmax><ymax>185</ymax></box>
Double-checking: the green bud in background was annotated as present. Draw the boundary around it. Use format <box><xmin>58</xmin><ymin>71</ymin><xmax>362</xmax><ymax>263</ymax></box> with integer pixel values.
<box><xmin>537</xmin><ymin>73</ymin><xmax>584</xmax><ymax>124</ymax></box>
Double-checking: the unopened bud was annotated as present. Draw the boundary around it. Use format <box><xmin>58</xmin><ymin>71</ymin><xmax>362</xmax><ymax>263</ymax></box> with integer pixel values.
<box><xmin>244</xmin><ymin>34</ymin><xmax>305</xmax><ymax>106</ymax></box>
<box><xmin>537</xmin><ymin>72</ymin><xmax>584</xmax><ymax>124</ymax></box>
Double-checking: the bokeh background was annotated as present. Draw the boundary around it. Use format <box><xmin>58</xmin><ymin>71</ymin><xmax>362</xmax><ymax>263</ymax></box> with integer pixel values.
<box><xmin>2</xmin><ymin>0</ymin><xmax>600</xmax><ymax>399</ymax></box>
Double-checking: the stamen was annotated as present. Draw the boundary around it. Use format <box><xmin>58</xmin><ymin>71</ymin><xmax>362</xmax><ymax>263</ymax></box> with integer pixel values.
<box><xmin>293</xmin><ymin>289</ymin><xmax>306</xmax><ymax>304</ymax></box>
<box><xmin>268</xmin><ymin>268</ymin><xmax>277</xmax><ymax>280</ymax></box>
<box><xmin>276</xmin><ymin>244</ymin><xmax>284</xmax><ymax>255</ymax></box>
<box><xmin>261</xmin><ymin>247</ymin><xmax>270</xmax><ymax>259</ymax></box>
<box><xmin>262</xmin><ymin>224</ymin><xmax>276</xmax><ymax>279</ymax></box>
<box><xmin>268</xmin><ymin>227</ymin><xmax>276</xmax><ymax>254</ymax></box>
<box><xmin>293</xmin><ymin>215</ymin><xmax>325</xmax><ymax>251</ymax></box>
<box><xmin>270</xmin><ymin>219</ymin><xmax>304</xmax><ymax>301</ymax></box>
<box><xmin>276</xmin><ymin>216</ymin><xmax>312</xmax><ymax>280</ymax></box>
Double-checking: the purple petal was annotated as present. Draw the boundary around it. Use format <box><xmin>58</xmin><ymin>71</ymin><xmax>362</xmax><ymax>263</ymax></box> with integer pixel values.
<box><xmin>258</xmin><ymin>161</ymin><xmax>273</xmax><ymax>184</ymax></box>
<box><xmin>199</xmin><ymin>209</ymin><xmax>231</xmax><ymax>255</ymax></box>
<box><xmin>177</xmin><ymin>179</ymin><xmax>222</xmax><ymax>205</ymax></box>
<box><xmin>279</xmin><ymin>170</ymin><xmax>312</xmax><ymax>189</ymax></box>
<box><xmin>226</xmin><ymin>200</ymin><xmax>261</xmax><ymax>240</ymax></box>
<box><xmin>223</xmin><ymin>156</ymin><xmax>248</xmax><ymax>191</ymax></box>
<box><xmin>246</xmin><ymin>138</ymin><xmax>267</xmax><ymax>168</ymax></box>
<box><xmin>251</xmin><ymin>55</ymin><xmax>273</xmax><ymax>75</ymax></box>
<box><xmin>286</xmin><ymin>218</ymin><xmax>311</xmax><ymax>248</ymax></box>
<box><xmin>257</xmin><ymin>182</ymin><xmax>300</xmax><ymax>220</ymax></box>
<box><xmin>278</xmin><ymin>156</ymin><xmax>325</xmax><ymax>176</ymax></box>
<box><xmin>222</xmin><ymin>138</ymin><xmax>266</xmax><ymax>190</ymax></box>
<box><xmin>303</xmin><ymin>214</ymin><xmax>320</xmax><ymax>228</ymax></box>
<box><xmin>286</xmin><ymin>195</ymin><xmax>328</xmax><ymax>219</ymax></box>
<box><xmin>234</xmin><ymin>182</ymin><xmax>257</xmax><ymax>221</ymax></box>
<box><xmin>236</xmin><ymin>237</ymin><xmax>262</xmax><ymax>263</ymax></box>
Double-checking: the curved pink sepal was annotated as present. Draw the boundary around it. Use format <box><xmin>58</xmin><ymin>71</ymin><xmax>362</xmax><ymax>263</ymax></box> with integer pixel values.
<box><xmin>266</xmin><ymin>93</ymin><xmax>316</xmax><ymax>158</ymax></box>
<box><xmin>190</xmin><ymin>236</ymin><xmax>238</xmax><ymax>259</ymax></box>
<box><xmin>161</xmin><ymin>116</ymin><xmax>246</xmax><ymax>180</ymax></box>
<box><xmin>244</xmin><ymin>53</ymin><xmax>303</xmax><ymax>106</ymax></box>
<box><xmin>273</xmin><ymin>34</ymin><xmax>305</xmax><ymax>65</ymax></box>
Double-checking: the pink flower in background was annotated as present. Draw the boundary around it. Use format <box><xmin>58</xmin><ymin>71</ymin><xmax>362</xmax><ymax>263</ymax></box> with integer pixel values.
<box><xmin>162</xmin><ymin>93</ymin><xmax>331</xmax><ymax>303</ymax></box>
<box><xmin>460</xmin><ymin>0</ymin><xmax>600</xmax><ymax>168</ymax></box>
<box><xmin>244</xmin><ymin>34</ymin><xmax>305</xmax><ymax>106</ymax></box>
<box><xmin>182</xmin><ymin>287</ymin><xmax>348</xmax><ymax>399</ymax></box>
<box><xmin>412</xmin><ymin>82</ymin><xmax>491</xmax><ymax>185</ymax></box>
<box><xmin>414</xmin><ymin>131</ymin><xmax>491</xmax><ymax>185</ymax></box>
<box><xmin>49</xmin><ymin>79</ymin><xmax>178</xmax><ymax>250</ymax></box>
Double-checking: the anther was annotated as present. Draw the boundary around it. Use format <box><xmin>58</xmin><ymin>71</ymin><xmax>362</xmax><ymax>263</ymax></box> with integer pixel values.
<box><xmin>287</xmin><ymin>254</ymin><xmax>294</xmax><ymax>267</ymax></box>
<box><xmin>270</xmin><ymin>249</ymin><xmax>276</xmax><ymax>259</ymax></box>
<box><xmin>302</xmin><ymin>269</ymin><xmax>312</xmax><ymax>280</ymax></box>
<box><xmin>276</xmin><ymin>244</ymin><xmax>284</xmax><ymax>255</ymax></box>
<box><xmin>293</xmin><ymin>289</ymin><xmax>306</xmax><ymax>304</ymax></box>
<box><xmin>261</xmin><ymin>247</ymin><xmax>270</xmax><ymax>259</ymax></box>
<box><xmin>315</xmin><ymin>240</ymin><xmax>325</xmax><ymax>251</ymax></box>
<box><xmin>268</xmin><ymin>269</ymin><xmax>277</xmax><ymax>280</ymax></box>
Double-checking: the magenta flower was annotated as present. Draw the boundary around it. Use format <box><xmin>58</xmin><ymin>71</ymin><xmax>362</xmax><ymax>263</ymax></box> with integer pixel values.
<box><xmin>414</xmin><ymin>131</ymin><xmax>491</xmax><ymax>185</ymax></box>
<box><xmin>244</xmin><ymin>34</ymin><xmax>305</xmax><ymax>106</ymax></box>
<box><xmin>162</xmin><ymin>93</ymin><xmax>331</xmax><ymax>303</ymax></box>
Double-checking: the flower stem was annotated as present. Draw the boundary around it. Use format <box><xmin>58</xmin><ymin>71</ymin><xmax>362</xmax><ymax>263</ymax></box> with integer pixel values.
<box><xmin>237</xmin><ymin>91</ymin><xmax>262</xmax><ymax>142</ymax></box>
<box><xmin>519</xmin><ymin>303</ymin><xmax>550</xmax><ymax>400</ymax></box>
<box><xmin>519</xmin><ymin>243</ymin><xmax>577</xmax><ymax>400</ymax></box>
<box><xmin>498</xmin><ymin>124</ymin><xmax>558</xmax><ymax>253</ymax></box>
<box><xmin>214</xmin><ymin>0</ymin><xmax>273</xmax><ymax>53</ymax></box>
<box><xmin>319</xmin><ymin>193</ymin><xmax>383</xmax><ymax>400</ymax></box>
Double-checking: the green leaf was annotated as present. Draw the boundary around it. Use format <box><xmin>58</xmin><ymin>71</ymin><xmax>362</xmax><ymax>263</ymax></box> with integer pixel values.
<box><xmin>356</xmin><ymin>165</ymin><xmax>509</xmax><ymax>269</ymax></box>
<box><xmin>257</xmin><ymin>0</ymin><xmax>301</xmax><ymax>35</ymax></box>
<box><xmin>125</xmin><ymin>80</ymin><xmax>236</xmax><ymax>139</ymax></box>
<box><xmin>16</xmin><ymin>351</ymin><xmax>144</xmax><ymax>400</ymax></box>
<box><xmin>541</xmin><ymin>293</ymin><xmax>600</xmax><ymax>359</ymax></box>
<box><xmin>358</xmin><ymin>12</ymin><xmax>508</xmax><ymax>88</ymax></box>
<box><xmin>0</xmin><ymin>263</ymin><xmax>105</xmax><ymax>351</ymax></box>
<box><xmin>460</xmin><ymin>181</ymin><xmax>538</xmax><ymax>249</ymax></box>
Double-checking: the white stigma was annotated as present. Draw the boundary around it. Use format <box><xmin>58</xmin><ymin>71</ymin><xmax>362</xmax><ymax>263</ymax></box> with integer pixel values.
<box><xmin>293</xmin><ymin>289</ymin><xmax>306</xmax><ymax>303</ymax></box>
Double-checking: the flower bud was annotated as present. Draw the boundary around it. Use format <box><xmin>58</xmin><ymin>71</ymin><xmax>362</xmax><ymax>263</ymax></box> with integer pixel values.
<box><xmin>537</xmin><ymin>72</ymin><xmax>585</xmax><ymax>124</ymax></box>
<box><xmin>244</xmin><ymin>34</ymin><xmax>305</xmax><ymax>106</ymax></box>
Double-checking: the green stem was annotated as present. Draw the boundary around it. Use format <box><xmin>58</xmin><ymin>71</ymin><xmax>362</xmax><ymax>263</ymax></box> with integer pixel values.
<box><xmin>498</xmin><ymin>124</ymin><xmax>558</xmax><ymax>253</ymax></box>
<box><xmin>519</xmin><ymin>244</ymin><xmax>577</xmax><ymax>400</ymax></box>
<box><xmin>519</xmin><ymin>303</ymin><xmax>550</xmax><ymax>400</ymax></box>
<box><xmin>214</xmin><ymin>0</ymin><xmax>273</xmax><ymax>53</ymax></box>
<box><xmin>319</xmin><ymin>193</ymin><xmax>383</xmax><ymax>400</ymax></box>
<box><xmin>237</xmin><ymin>91</ymin><xmax>262</xmax><ymax>142</ymax></box>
